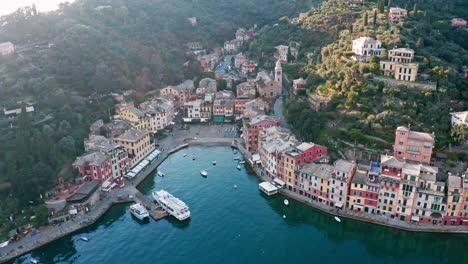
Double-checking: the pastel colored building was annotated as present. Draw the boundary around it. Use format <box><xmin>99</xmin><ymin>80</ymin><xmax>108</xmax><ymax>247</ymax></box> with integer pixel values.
<box><xmin>411</xmin><ymin>172</ymin><xmax>446</xmax><ymax>225</ymax></box>
<box><xmin>292</xmin><ymin>78</ymin><xmax>306</xmax><ymax>95</ymax></box>
<box><xmin>234</xmin><ymin>52</ymin><xmax>246</xmax><ymax>68</ymax></box>
<box><xmin>348</xmin><ymin>163</ymin><xmax>381</xmax><ymax>213</ymax></box>
<box><xmin>377</xmin><ymin>155</ymin><xmax>404</xmax><ymax>218</ymax></box>
<box><xmin>255</xmin><ymin>61</ymin><xmax>282</xmax><ymax>98</ymax></box>
<box><xmin>451</xmin><ymin>18</ymin><xmax>467</xmax><ymax>28</ymax></box>
<box><xmin>278</xmin><ymin>142</ymin><xmax>329</xmax><ymax>191</ymax></box>
<box><xmin>72</xmin><ymin>151</ymin><xmax>113</xmax><ymax>185</ymax></box>
<box><xmin>0</xmin><ymin>42</ymin><xmax>15</xmax><ymax>55</ymax></box>
<box><xmin>308</xmin><ymin>94</ymin><xmax>330</xmax><ymax>111</ymax></box>
<box><xmin>450</xmin><ymin>111</ymin><xmax>468</xmax><ymax>127</ymax></box>
<box><xmin>329</xmin><ymin>160</ymin><xmax>356</xmax><ymax>208</ymax></box>
<box><xmin>160</xmin><ymin>80</ymin><xmax>195</xmax><ymax>105</ymax></box>
<box><xmin>299</xmin><ymin>163</ymin><xmax>334</xmax><ymax>206</ymax></box>
<box><xmin>389</xmin><ymin>7</ymin><xmax>408</xmax><ymax>22</ymax></box>
<box><xmin>114</xmin><ymin>129</ymin><xmax>155</xmax><ymax>167</ymax></box>
<box><xmin>243</xmin><ymin>115</ymin><xmax>282</xmax><ymax>153</ymax></box>
<box><xmin>388</xmin><ymin>48</ymin><xmax>414</xmax><ymax>63</ymax></box>
<box><xmin>352</xmin><ymin>37</ymin><xmax>385</xmax><ymax>62</ymax></box>
<box><xmin>84</xmin><ymin>135</ymin><xmax>130</xmax><ymax>188</ymax></box>
<box><xmin>380</xmin><ymin>61</ymin><xmax>419</xmax><ymax>82</ymax></box>
<box><xmin>443</xmin><ymin>174</ymin><xmax>468</xmax><ymax>226</ymax></box>
<box><xmin>393</xmin><ymin>126</ymin><xmax>434</xmax><ymax>164</ymax></box>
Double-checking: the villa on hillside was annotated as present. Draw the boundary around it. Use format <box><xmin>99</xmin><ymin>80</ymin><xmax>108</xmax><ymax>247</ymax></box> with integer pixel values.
<box><xmin>0</xmin><ymin>42</ymin><xmax>15</xmax><ymax>56</ymax></box>
<box><xmin>393</xmin><ymin>126</ymin><xmax>434</xmax><ymax>164</ymax></box>
<box><xmin>380</xmin><ymin>48</ymin><xmax>419</xmax><ymax>82</ymax></box>
<box><xmin>451</xmin><ymin>18</ymin><xmax>467</xmax><ymax>28</ymax></box>
<box><xmin>352</xmin><ymin>37</ymin><xmax>385</xmax><ymax>62</ymax></box>
<box><xmin>389</xmin><ymin>7</ymin><xmax>408</xmax><ymax>22</ymax></box>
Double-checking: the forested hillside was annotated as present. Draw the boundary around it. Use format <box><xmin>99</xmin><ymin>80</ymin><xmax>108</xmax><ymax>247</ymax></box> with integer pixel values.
<box><xmin>0</xmin><ymin>0</ymin><xmax>321</xmax><ymax>231</ymax></box>
<box><xmin>248</xmin><ymin>0</ymin><xmax>467</xmax><ymax>153</ymax></box>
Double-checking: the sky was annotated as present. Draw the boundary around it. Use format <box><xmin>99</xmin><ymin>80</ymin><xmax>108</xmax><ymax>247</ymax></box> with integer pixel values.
<box><xmin>0</xmin><ymin>0</ymin><xmax>75</xmax><ymax>16</ymax></box>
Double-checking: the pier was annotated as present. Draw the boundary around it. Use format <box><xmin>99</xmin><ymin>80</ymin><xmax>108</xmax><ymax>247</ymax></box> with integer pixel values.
<box><xmin>132</xmin><ymin>188</ymin><xmax>168</xmax><ymax>221</ymax></box>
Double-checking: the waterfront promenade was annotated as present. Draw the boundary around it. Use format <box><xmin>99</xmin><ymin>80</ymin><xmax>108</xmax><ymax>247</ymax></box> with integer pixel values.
<box><xmin>0</xmin><ymin>124</ymin><xmax>239</xmax><ymax>263</ymax></box>
<box><xmin>235</xmin><ymin>141</ymin><xmax>468</xmax><ymax>234</ymax></box>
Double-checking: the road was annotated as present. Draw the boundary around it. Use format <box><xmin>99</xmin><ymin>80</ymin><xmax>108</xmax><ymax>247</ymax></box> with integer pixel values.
<box><xmin>214</xmin><ymin>55</ymin><xmax>241</xmax><ymax>79</ymax></box>
<box><xmin>274</xmin><ymin>95</ymin><xmax>289</xmax><ymax>129</ymax></box>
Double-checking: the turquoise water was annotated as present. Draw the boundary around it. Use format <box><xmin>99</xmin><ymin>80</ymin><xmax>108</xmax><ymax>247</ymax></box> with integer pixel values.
<box><xmin>10</xmin><ymin>146</ymin><xmax>468</xmax><ymax>264</ymax></box>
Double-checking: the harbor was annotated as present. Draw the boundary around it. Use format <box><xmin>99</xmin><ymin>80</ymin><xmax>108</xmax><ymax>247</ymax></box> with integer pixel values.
<box><xmin>8</xmin><ymin>146</ymin><xmax>468</xmax><ymax>264</ymax></box>
<box><xmin>0</xmin><ymin>124</ymin><xmax>239</xmax><ymax>263</ymax></box>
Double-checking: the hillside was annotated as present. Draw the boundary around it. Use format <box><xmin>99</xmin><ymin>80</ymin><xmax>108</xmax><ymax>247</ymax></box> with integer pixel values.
<box><xmin>0</xmin><ymin>0</ymin><xmax>323</xmax><ymax>232</ymax></box>
<box><xmin>248</xmin><ymin>0</ymin><xmax>467</xmax><ymax>154</ymax></box>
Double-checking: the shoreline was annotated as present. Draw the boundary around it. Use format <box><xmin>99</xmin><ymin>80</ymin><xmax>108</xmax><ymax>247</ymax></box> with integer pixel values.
<box><xmin>2</xmin><ymin>136</ymin><xmax>466</xmax><ymax>262</ymax></box>
<box><xmin>0</xmin><ymin>137</ymin><xmax>237</xmax><ymax>263</ymax></box>
<box><xmin>235</xmin><ymin>144</ymin><xmax>468</xmax><ymax>234</ymax></box>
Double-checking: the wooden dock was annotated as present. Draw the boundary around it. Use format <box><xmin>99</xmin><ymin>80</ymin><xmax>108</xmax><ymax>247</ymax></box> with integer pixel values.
<box><xmin>133</xmin><ymin>190</ymin><xmax>168</xmax><ymax>221</ymax></box>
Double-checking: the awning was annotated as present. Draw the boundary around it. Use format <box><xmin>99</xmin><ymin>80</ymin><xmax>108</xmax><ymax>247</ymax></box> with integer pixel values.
<box><xmin>335</xmin><ymin>202</ymin><xmax>343</xmax><ymax>208</ymax></box>
<box><xmin>273</xmin><ymin>178</ymin><xmax>286</xmax><ymax>187</ymax></box>
<box><xmin>411</xmin><ymin>215</ymin><xmax>420</xmax><ymax>222</ymax></box>
<box><xmin>252</xmin><ymin>154</ymin><xmax>260</xmax><ymax>162</ymax></box>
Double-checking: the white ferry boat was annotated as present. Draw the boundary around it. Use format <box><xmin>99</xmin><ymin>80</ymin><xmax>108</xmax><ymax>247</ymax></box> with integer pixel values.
<box><xmin>129</xmin><ymin>203</ymin><xmax>149</xmax><ymax>220</ymax></box>
<box><xmin>152</xmin><ymin>190</ymin><xmax>191</xmax><ymax>221</ymax></box>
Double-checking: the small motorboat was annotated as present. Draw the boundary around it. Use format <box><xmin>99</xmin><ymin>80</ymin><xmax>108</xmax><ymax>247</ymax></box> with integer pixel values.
<box><xmin>238</xmin><ymin>160</ymin><xmax>246</xmax><ymax>164</ymax></box>
<box><xmin>283</xmin><ymin>215</ymin><xmax>286</xmax><ymax>219</ymax></box>
<box><xmin>234</xmin><ymin>185</ymin><xmax>237</xmax><ymax>189</ymax></box>
<box><xmin>31</xmin><ymin>259</ymin><xmax>39</xmax><ymax>264</ymax></box>
<box><xmin>284</xmin><ymin>199</ymin><xmax>289</xmax><ymax>206</ymax></box>
<box><xmin>200</xmin><ymin>170</ymin><xmax>208</xmax><ymax>177</ymax></box>
<box><xmin>157</xmin><ymin>171</ymin><xmax>165</xmax><ymax>177</ymax></box>
<box><xmin>192</xmin><ymin>156</ymin><xmax>196</xmax><ymax>160</ymax></box>
<box><xmin>212</xmin><ymin>160</ymin><xmax>217</xmax><ymax>165</ymax></box>
<box><xmin>183</xmin><ymin>154</ymin><xmax>187</xmax><ymax>157</ymax></box>
<box><xmin>234</xmin><ymin>157</ymin><xmax>240</xmax><ymax>160</ymax></box>
<box><xmin>236</xmin><ymin>165</ymin><xmax>241</xmax><ymax>170</ymax></box>
<box><xmin>334</xmin><ymin>216</ymin><xmax>341</xmax><ymax>223</ymax></box>
<box><xmin>233</xmin><ymin>150</ymin><xmax>238</xmax><ymax>154</ymax></box>
<box><xmin>80</xmin><ymin>236</ymin><xmax>89</xmax><ymax>242</ymax></box>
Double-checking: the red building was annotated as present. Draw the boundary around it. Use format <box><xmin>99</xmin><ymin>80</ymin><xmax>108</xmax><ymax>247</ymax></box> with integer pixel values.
<box><xmin>348</xmin><ymin>163</ymin><xmax>381</xmax><ymax>213</ymax></box>
<box><xmin>72</xmin><ymin>151</ymin><xmax>113</xmax><ymax>185</ymax></box>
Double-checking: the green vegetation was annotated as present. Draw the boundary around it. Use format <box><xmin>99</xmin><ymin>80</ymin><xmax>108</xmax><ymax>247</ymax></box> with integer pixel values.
<box><xmin>253</xmin><ymin>0</ymin><xmax>467</xmax><ymax>152</ymax></box>
<box><xmin>0</xmin><ymin>0</ymin><xmax>321</xmax><ymax>235</ymax></box>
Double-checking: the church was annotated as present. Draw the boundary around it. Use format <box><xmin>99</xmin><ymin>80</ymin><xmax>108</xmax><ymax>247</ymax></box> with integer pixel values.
<box><xmin>255</xmin><ymin>60</ymin><xmax>282</xmax><ymax>98</ymax></box>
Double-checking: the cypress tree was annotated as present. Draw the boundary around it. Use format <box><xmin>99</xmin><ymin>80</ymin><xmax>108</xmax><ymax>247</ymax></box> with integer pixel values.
<box><xmin>413</xmin><ymin>3</ymin><xmax>418</xmax><ymax>15</ymax></box>
<box><xmin>349</xmin><ymin>24</ymin><xmax>353</xmax><ymax>33</ymax></box>
<box><xmin>373</xmin><ymin>10</ymin><xmax>377</xmax><ymax>25</ymax></box>
<box><xmin>364</xmin><ymin>12</ymin><xmax>368</xmax><ymax>26</ymax></box>
<box><xmin>379</xmin><ymin>1</ymin><xmax>385</xmax><ymax>13</ymax></box>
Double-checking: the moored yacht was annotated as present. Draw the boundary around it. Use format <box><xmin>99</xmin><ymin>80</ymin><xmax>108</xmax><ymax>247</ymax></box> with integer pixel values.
<box><xmin>129</xmin><ymin>203</ymin><xmax>150</xmax><ymax>220</ymax></box>
<box><xmin>152</xmin><ymin>190</ymin><xmax>191</xmax><ymax>221</ymax></box>
<box><xmin>200</xmin><ymin>170</ymin><xmax>208</xmax><ymax>177</ymax></box>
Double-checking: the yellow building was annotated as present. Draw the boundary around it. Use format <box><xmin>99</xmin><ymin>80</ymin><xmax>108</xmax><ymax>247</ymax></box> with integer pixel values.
<box><xmin>380</xmin><ymin>61</ymin><xmax>418</xmax><ymax>82</ymax></box>
<box><xmin>114</xmin><ymin>129</ymin><xmax>155</xmax><ymax>167</ymax></box>
<box><xmin>117</xmin><ymin>107</ymin><xmax>152</xmax><ymax>131</ymax></box>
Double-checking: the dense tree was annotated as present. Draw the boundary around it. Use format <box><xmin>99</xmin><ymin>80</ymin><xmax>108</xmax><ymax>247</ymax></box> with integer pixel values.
<box><xmin>451</xmin><ymin>125</ymin><xmax>468</xmax><ymax>145</ymax></box>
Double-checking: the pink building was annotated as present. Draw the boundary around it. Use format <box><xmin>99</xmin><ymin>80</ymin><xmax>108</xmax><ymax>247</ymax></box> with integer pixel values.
<box><xmin>393</xmin><ymin>126</ymin><xmax>435</xmax><ymax>164</ymax></box>
<box><xmin>451</xmin><ymin>18</ymin><xmax>467</xmax><ymax>28</ymax></box>
<box><xmin>329</xmin><ymin>160</ymin><xmax>356</xmax><ymax>208</ymax></box>
<box><xmin>72</xmin><ymin>151</ymin><xmax>113</xmax><ymax>185</ymax></box>
<box><xmin>243</xmin><ymin>115</ymin><xmax>282</xmax><ymax>153</ymax></box>
<box><xmin>389</xmin><ymin>7</ymin><xmax>408</xmax><ymax>22</ymax></box>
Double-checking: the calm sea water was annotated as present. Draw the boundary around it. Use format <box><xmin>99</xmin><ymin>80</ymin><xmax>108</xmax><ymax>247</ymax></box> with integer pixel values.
<box><xmin>10</xmin><ymin>146</ymin><xmax>468</xmax><ymax>264</ymax></box>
